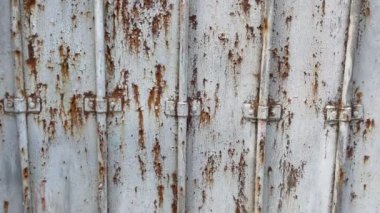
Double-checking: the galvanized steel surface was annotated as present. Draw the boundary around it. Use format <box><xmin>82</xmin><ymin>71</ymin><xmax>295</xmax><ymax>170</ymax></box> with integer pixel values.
<box><xmin>0</xmin><ymin>0</ymin><xmax>379</xmax><ymax>213</ymax></box>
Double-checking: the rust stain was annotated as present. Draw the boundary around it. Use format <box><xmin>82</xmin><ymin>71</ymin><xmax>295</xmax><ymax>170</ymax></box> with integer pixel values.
<box><xmin>147</xmin><ymin>64</ymin><xmax>165</xmax><ymax>117</ymax></box>
<box><xmin>137</xmin><ymin>155</ymin><xmax>146</xmax><ymax>180</ymax></box>
<box><xmin>118</xmin><ymin>0</ymin><xmax>173</xmax><ymax>53</ymax></box>
<box><xmin>144</xmin><ymin>0</ymin><xmax>153</xmax><ymax>9</ymax></box>
<box><xmin>105</xmin><ymin>45</ymin><xmax>115</xmax><ymax>75</ymax></box>
<box><xmin>202</xmin><ymin>153</ymin><xmax>221</xmax><ymax>184</ymax></box>
<box><xmin>3</xmin><ymin>201</ymin><xmax>9</xmax><ymax>213</ymax></box>
<box><xmin>23</xmin><ymin>167</ymin><xmax>29</xmax><ymax>179</ymax></box>
<box><xmin>152</xmin><ymin>138</ymin><xmax>163</xmax><ymax>178</ymax></box>
<box><xmin>157</xmin><ymin>184</ymin><xmax>164</xmax><ymax>207</ymax></box>
<box><xmin>363</xmin><ymin>155</ymin><xmax>370</xmax><ymax>164</ymax></box>
<box><xmin>281</xmin><ymin>160</ymin><xmax>306</xmax><ymax>194</ymax></box>
<box><xmin>40</xmin><ymin>180</ymin><xmax>46</xmax><ymax>210</ymax></box>
<box><xmin>128</xmin><ymin>27</ymin><xmax>142</xmax><ymax>53</ymax></box>
<box><xmin>262</xmin><ymin>17</ymin><xmax>268</xmax><ymax>33</ymax></box>
<box><xmin>346</xmin><ymin>146</ymin><xmax>354</xmax><ymax>159</ymax></box>
<box><xmin>362</xmin><ymin>0</ymin><xmax>371</xmax><ymax>17</ymax></box>
<box><xmin>59</xmin><ymin>45</ymin><xmax>70</xmax><ymax>80</ymax></box>
<box><xmin>321</xmin><ymin>0</ymin><xmax>326</xmax><ymax>17</ymax></box>
<box><xmin>245</xmin><ymin>24</ymin><xmax>255</xmax><ymax>40</ymax></box>
<box><xmin>363</xmin><ymin>118</ymin><xmax>375</xmax><ymax>137</ymax></box>
<box><xmin>67</xmin><ymin>95</ymin><xmax>83</xmax><ymax>133</ymax></box>
<box><xmin>234</xmin><ymin>151</ymin><xmax>248</xmax><ymax>213</ymax></box>
<box><xmin>200</xmin><ymin>110</ymin><xmax>211</xmax><ymax>125</ymax></box>
<box><xmin>133</xmin><ymin>84</ymin><xmax>145</xmax><ymax>149</ymax></box>
<box><xmin>26</xmin><ymin>39</ymin><xmax>37</xmax><ymax>80</ymax></box>
<box><xmin>241</xmin><ymin>0</ymin><xmax>251</xmax><ymax>14</ymax></box>
<box><xmin>278</xmin><ymin>42</ymin><xmax>290</xmax><ymax>79</ymax></box>
<box><xmin>189</xmin><ymin>15</ymin><xmax>197</xmax><ymax>30</ymax></box>
<box><xmin>24</xmin><ymin>0</ymin><xmax>36</xmax><ymax>13</ymax></box>
<box><xmin>312</xmin><ymin>62</ymin><xmax>320</xmax><ymax>96</ymax></box>
<box><xmin>171</xmin><ymin>173</ymin><xmax>178</xmax><ymax>213</ymax></box>
<box><xmin>259</xmin><ymin>138</ymin><xmax>265</xmax><ymax>163</ymax></box>
<box><xmin>354</xmin><ymin>88</ymin><xmax>363</xmax><ymax>104</ymax></box>
<box><xmin>152</xmin><ymin>15</ymin><xmax>161</xmax><ymax>36</ymax></box>
<box><xmin>113</xmin><ymin>166</ymin><xmax>121</xmax><ymax>184</ymax></box>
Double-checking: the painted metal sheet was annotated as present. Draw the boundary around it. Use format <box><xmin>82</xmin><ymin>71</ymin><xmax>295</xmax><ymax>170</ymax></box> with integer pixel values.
<box><xmin>264</xmin><ymin>1</ymin><xmax>349</xmax><ymax>212</ymax></box>
<box><xmin>1</xmin><ymin>0</ymin><xmax>380</xmax><ymax>213</ymax></box>
<box><xmin>0</xmin><ymin>0</ymin><xmax>23</xmax><ymax>212</ymax></box>
<box><xmin>186</xmin><ymin>1</ymin><xmax>262</xmax><ymax>212</ymax></box>
<box><xmin>104</xmin><ymin>0</ymin><xmax>179</xmax><ymax>212</ymax></box>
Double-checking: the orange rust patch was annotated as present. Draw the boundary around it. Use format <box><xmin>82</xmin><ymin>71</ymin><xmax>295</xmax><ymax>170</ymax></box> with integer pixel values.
<box><xmin>24</xmin><ymin>0</ymin><xmax>36</xmax><ymax>13</ymax></box>
<box><xmin>133</xmin><ymin>84</ymin><xmax>146</xmax><ymax>150</ymax></box>
<box><xmin>59</xmin><ymin>45</ymin><xmax>70</xmax><ymax>80</ymax></box>
<box><xmin>26</xmin><ymin>40</ymin><xmax>37</xmax><ymax>80</ymax></box>
<box><xmin>157</xmin><ymin>184</ymin><xmax>164</xmax><ymax>207</ymax></box>
<box><xmin>152</xmin><ymin>138</ymin><xmax>163</xmax><ymax>178</ymax></box>
<box><xmin>262</xmin><ymin>17</ymin><xmax>269</xmax><ymax>33</ymax></box>
<box><xmin>171</xmin><ymin>173</ymin><xmax>178</xmax><ymax>213</ymax></box>
<box><xmin>23</xmin><ymin>167</ymin><xmax>29</xmax><ymax>179</ymax></box>
<box><xmin>200</xmin><ymin>110</ymin><xmax>211</xmax><ymax>125</ymax></box>
<box><xmin>68</xmin><ymin>95</ymin><xmax>83</xmax><ymax>128</ymax></box>
<box><xmin>147</xmin><ymin>64</ymin><xmax>165</xmax><ymax>117</ymax></box>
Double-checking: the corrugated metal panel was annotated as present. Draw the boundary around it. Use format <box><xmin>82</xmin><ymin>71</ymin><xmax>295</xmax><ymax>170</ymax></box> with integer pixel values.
<box><xmin>0</xmin><ymin>0</ymin><xmax>379</xmax><ymax>213</ymax></box>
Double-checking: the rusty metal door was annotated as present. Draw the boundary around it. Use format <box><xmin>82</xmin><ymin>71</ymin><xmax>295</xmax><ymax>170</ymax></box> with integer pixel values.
<box><xmin>0</xmin><ymin>0</ymin><xmax>379</xmax><ymax>213</ymax></box>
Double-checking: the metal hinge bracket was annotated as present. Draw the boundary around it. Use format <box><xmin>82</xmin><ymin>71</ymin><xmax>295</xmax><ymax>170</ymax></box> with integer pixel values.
<box><xmin>325</xmin><ymin>104</ymin><xmax>364</xmax><ymax>123</ymax></box>
<box><xmin>84</xmin><ymin>97</ymin><xmax>122</xmax><ymax>113</ymax></box>
<box><xmin>3</xmin><ymin>97</ymin><xmax>41</xmax><ymax>113</ymax></box>
<box><xmin>242</xmin><ymin>103</ymin><xmax>282</xmax><ymax>121</ymax></box>
<box><xmin>165</xmin><ymin>100</ymin><xmax>201</xmax><ymax>117</ymax></box>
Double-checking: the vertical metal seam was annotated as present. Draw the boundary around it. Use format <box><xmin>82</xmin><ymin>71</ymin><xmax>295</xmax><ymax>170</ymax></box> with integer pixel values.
<box><xmin>12</xmin><ymin>0</ymin><xmax>32</xmax><ymax>212</ymax></box>
<box><xmin>178</xmin><ymin>0</ymin><xmax>189</xmax><ymax>212</ymax></box>
<box><xmin>254</xmin><ymin>0</ymin><xmax>275</xmax><ymax>212</ymax></box>
<box><xmin>331</xmin><ymin>1</ymin><xmax>362</xmax><ymax>212</ymax></box>
<box><xmin>94</xmin><ymin>0</ymin><xmax>108</xmax><ymax>212</ymax></box>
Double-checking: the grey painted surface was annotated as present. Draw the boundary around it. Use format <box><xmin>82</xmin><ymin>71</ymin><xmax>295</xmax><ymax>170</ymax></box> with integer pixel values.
<box><xmin>0</xmin><ymin>0</ymin><xmax>379</xmax><ymax>213</ymax></box>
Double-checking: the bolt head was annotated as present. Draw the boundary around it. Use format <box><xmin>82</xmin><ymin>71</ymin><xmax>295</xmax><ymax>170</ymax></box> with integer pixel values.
<box><xmin>192</xmin><ymin>105</ymin><xmax>198</xmax><ymax>112</ymax></box>
<box><xmin>6</xmin><ymin>101</ymin><xmax>14</xmax><ymax>108</ymax></box>
<box><xmin>29</xmin><ymin>101</ymin><xmax>36</xmax><ymax>109</ymax></box>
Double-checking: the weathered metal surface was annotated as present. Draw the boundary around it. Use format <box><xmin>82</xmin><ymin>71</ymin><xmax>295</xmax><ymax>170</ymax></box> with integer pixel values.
<box><xmin>1</xmin><ymin>0</ymin><xmax>380</xmax><ymax>213</ymax></box>
<box><xmin>0</xmin><ymin>0</ymin><xmax>24</xmax><ymax>212</ymax></box>
<box><xmin>186</xmin><ymin>1</ymin><xmax>263</xmax><ymax>212</ymax></box>
<box><xmin>104</xmin><ymin>0</ymin><xmax>180</xmax><ymax>212</ymax></box>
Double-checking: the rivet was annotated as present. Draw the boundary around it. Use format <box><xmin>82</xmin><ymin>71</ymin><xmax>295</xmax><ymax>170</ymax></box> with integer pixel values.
<box><xmin>7</xmin><ymin>100</ymin><xmax>14</xmax><ymax>108</ymax></box>
<box><xmin>29</xmin><ymin>101</ymin><xmax>36</xmax><ymax>109</ymax></box>
<box><xmin>191</xmin><ymin>105</ymin><xmax>198</xmax><ymax>113</ymax></box>
<box><xmin>109</xmin><ymin>101</ymin><xmax>116</xmax><ymax>108</ymax></box>
<box><xmin>353</xmin><ymin>110</ymin><xmax>359</xmax><ymax>118</ymax></box>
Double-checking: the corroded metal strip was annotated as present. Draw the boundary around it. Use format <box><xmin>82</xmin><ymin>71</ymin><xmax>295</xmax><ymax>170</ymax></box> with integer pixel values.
<box><xmin>254</xmin><ymin>0</ymin><xmax>275</xmax><ymax>212</ymax></box>
<box><xmin>331</xmin><ymin>0</ymin><xmax>362</xmax><ymax>212</ymax></box>
<box><xmin>94</xmin><ymin>0</ymin><xmax>108</xmax><ymax>212</ymax></box>
<box><xmin>11</xmin><ymin>0</ymin><xmax>32</xmax><ymax>212</ymax></box>
<box><xmin>178</xmin><ymin>0</ymin><xmax>189</xmax><ymax>212</ymax></box>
